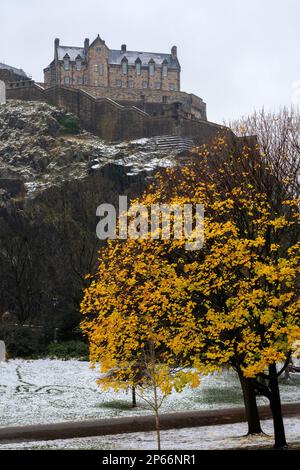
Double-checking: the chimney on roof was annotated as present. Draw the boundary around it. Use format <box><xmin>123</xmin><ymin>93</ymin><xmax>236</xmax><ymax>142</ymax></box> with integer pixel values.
<box><xmin>54</xmin><ymin>39</ymin><xmax>60</xmax><ymax>62</ymax></box>
<box><xmin>121</xmin><ymin>44</ymin><xmax>127</xmax><ymax>53</ymax></box>
<box><xmin>84</xmin><ymin>38</ymin><xmax>90</xmax><ymax>55</ymax></box>
<box><xmin>171</xmin><ymin>45</ymin><xmax>177</xmax><ymax>59</ymax></box>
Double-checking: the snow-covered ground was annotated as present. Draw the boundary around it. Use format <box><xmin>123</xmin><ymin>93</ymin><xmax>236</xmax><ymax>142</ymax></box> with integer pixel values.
<box><xmin>0</xmin><ymin>419</ymin><xmax>299</xmax><ymax>450</ymax></box>
<box><xmin>0</xmin><ymin>359</ymin><xmax>299</xmax><ymax>428</ymax></box>
<box><xmin>0</xmin><ymin>359</ymin><xmax>299</xmax><ymax>450</ymax></box>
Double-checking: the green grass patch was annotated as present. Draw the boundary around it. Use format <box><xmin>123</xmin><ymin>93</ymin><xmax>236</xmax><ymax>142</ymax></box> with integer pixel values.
<box><xmin>194</xmin><ymin>386</ymin><xmax>244</xmax><ymax>405</ymax></box>
<box><xmin>97</xmin><ymin>400</ymin><xmax>136</xmax><ymax>411</ymax></box>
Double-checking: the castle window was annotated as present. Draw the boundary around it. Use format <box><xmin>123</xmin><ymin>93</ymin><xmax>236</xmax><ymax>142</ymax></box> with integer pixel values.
<box><xmin>63</xmin><ymin>58</ymin><xmax>70</xmax><ymax>71</ymax></box>
<box><xmin>163</xmin><ymin>96</ymin><xmax>168</xmax><ymax>103</ymax></box>
<box><xmin>122</xmin><ymin>60</ymin><xmax>128</xmax><ymax>75</ymax></box>
<box><xmin>128</xmin><ymin>80</ymin><xmax>134</xmax><ymax>88</ymax></box>
<box><xmin>149</xmin><ymin>63</ymin><xmax>155</xmax><ymax>76</ymax></box>
<box><xmin>96</xmin><ymin>47</ymin><xmax>102</xmax><ymax>53</ymax></box>
<box><xmin>116</xmin><ymin>80</ymin><xmax>122</xmax><ymax>88</ymax></box>
<box><xmin>136</xmin><ymin>61</ymin><xmax>141</xmax><ymax>76</ymax></box>
<box><xmin>77</xmin><ymin>77</ymin><xmax>83</xmax><ymax>85</ymax></box>
<box><xmin>64</xmin><ymin>77</ymin><xmax>70</xmax><ymax>85</ymax></box>
<box><xmin>76</xmin><ymin>60</ymin><xmax>82</xmax><ymax>71</ymax></box>
<box><xmin>155</xmin><ymin>81</ymin><xmax>161</xmax><ymax>89</ymax></box>
<box><xmin>99</xmin><ymin>64</ymin><xmax>104</xmax><ymax>76</ymax></box>
<box><xmin>169</xmin><ymin>83</ymin><xmax>176</xmax><ymax>91</ymax></box>
<box><xmin>162</xmin><ymin>64</ymin><xmax>168</xmax><ymax>77</ymax></box>
<box><xmin>94</xmin><ymin>80</ymin><xmax>98</xmax><ymax>86</ymax></box>
<box><xmin>94</xmin><ymin>64</ymin><xmax>98</xmax><ymax>72</ymax></box>
<box><xmin>142</xmin><ymin>81</ymin><xmax>148</xmax><ymax>89</ymax></box>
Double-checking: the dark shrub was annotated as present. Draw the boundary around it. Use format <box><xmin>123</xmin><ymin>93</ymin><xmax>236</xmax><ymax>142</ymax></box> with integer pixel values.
<box><xmin>46</xmin><ymin>341</ymin><xmax>89</xmax><ymax>360</ymax></box>
<box><xmin>0</xmin><ymin>325</ymin><xmax>46</xmax><ymax>358</ymax></box>
<box><xmin>57</xmin><ymin>115</ymin><xmax>80</xmax><ymax>135</ymax></box>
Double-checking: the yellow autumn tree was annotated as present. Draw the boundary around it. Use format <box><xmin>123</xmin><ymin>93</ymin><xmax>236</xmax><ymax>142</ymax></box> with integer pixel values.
<box><xmin>82</xmin><ymin>134</ymin><xmax>299</xmax><ymax>449</ymax></box>
<box><xmin>80</xmin><ymin>239</ymin><xmax>201</xmax><ymax>450</ymax></box>
<box><xmin>133</xmin><ymin>136</ymin><xmax>300</xmax><ymax>448</ymax></box>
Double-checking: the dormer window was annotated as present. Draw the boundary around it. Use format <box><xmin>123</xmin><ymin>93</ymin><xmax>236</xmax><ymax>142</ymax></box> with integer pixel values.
<box><xmin>136</xmin><ymin>59</ymin><xmax>141</xmax><ymax>76</ymax></box>
<box><xmin>162</xmin><ymin>64</ymin><xmax>168</xmax><ymax>77</ymax></box>
<box><xmin>76</xmin><ymin>59</ymin><xmax>82</xmax><ymax>71</ymax></box>
<box><xmin>149</xmin><ymin>61</ymin><xmax>155</xmax><ymax>76</ymax></box>
<box><xmin>63</xmin><ymin>57</ymin><xmax>70</xmax><ymax>71</ymax></box>
<box><xmin>122</xmin><ymin>58</ymin><xmax>128</xmax><ymax>75</ymax></box>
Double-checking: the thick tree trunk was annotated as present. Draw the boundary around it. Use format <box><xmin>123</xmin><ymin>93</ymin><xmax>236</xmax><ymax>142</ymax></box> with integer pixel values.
<box><xmin>238</xmin><ymin>371</ymin><xmax>263</xmax><ymax>435</ymax></box>
<box><xmin>269</xmin><ymin>364</ymin><xmax>288</xmax><ymax>449</ymax></box>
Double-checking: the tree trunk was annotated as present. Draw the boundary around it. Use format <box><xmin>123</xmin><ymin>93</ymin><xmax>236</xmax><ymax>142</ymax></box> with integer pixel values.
<box><xmin>238</xmin><ymin>371</ymin><xmax>263</xmax><ymax>435</ymax></box>
<box><xmin>155</xmin><ymin>409</ymin><xmax>161</xmax><ymax>451</ymax></box>
<box><xmin>269</xmin><ymin>364</ymin><xmax>287</xmax><ymax>449</ymax></box>
<box><xmin>132</xmin><ymin>386</ymin><xmax>137</xmax><ymax>408</ymax></box>
<box><xmin>284</xmin><ymin>367</ymin><xmax>290</xmax><ymax>380</ymax></box>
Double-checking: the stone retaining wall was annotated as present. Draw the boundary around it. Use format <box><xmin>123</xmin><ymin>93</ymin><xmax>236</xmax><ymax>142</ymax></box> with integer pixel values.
<box><xmin>6</xmin><ymin>83</ymin><xmax>227</xmax><ymax>144</ymax></box>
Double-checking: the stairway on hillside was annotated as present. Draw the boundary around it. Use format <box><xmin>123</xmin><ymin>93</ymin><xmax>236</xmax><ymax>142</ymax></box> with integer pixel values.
<box><xmin>153</xmin><ymin>135</ymin><xmax>195</xmax><ymax>152</ymax></box>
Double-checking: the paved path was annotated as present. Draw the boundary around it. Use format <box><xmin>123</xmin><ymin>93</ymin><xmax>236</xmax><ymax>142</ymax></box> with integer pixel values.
<box><xmin>0</xmin><ymin>403</ymin><xmax>299</xmax><ymax>444</ymax></box>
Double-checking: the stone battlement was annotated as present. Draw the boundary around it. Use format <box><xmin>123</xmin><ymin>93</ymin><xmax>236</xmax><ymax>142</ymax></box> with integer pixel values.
<box><xmin>6</xmin><ymin>82</ymin><xmax>228</xmax><ymax>144</ymax></box>
<box><xmin>79</xmin><ymin>85</ymin><xmax>207</xmax><ymax>120</ymax></box>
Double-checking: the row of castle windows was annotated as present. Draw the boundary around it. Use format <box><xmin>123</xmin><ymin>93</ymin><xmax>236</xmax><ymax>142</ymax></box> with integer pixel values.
<box><xmin>115</xmin><ymin>80</ymin><xmax>176</xmax><ymax>90</ymax></box>
<box><xmin>119</xmin><ymin>62</ymin><xmax>168</xmax><ymax>77</ymax></box>
<box><xmin>63</xmin><ymin>75</ymin><xmax>176</xmax><ymax>90</ymax></box>
<box><xmin>121</xmin><ymin>62</ymin><xmax>168</xmax><ymax>77</ymax></box>
<box><xmin>63</xmin><ymin>59</ymin><xmax>169</xmax><ymax>77</ymax></box>
<box><xmin>64</xmin><ymin>76</ymin><xmax>85</xmax><ymax>85</ymax></box>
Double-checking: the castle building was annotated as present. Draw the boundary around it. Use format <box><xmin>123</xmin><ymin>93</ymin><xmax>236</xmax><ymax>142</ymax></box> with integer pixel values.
<box><xmin>44</xmin><ymin>35</ymin><xmax>207</xmax><ymax>120</ymax></box>
<box><xmin>44</xmin><ymin>35</ymin><xmax>180</xmax><ymax>92</ymax></box>
<box><xmin>0</xmin><ymin>63</ymin><xmax>30</xmax><ymax>84</ymax></box>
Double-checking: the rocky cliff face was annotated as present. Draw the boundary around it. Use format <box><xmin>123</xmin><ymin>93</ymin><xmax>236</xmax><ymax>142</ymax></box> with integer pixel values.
<box><xmin>0</xmin><ymin>100</ymin><xmax>178</xmax><ymax>202</ymax></box>
<box><xmin>0</xmin><ymin>100</ymin><xmax>184</xmax><ymax>335</ymax></box>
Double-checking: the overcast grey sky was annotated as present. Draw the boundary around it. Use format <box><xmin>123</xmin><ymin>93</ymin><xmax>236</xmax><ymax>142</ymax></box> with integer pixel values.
<box><xmin>1</xmin><ymin>0</ymin><xmax>299</xmax><ymax>122</ymax></box>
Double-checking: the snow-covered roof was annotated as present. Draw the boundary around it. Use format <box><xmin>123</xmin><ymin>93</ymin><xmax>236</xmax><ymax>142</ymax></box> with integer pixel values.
<box><xmin>0</xmin><ymin>63</ymin><xmax>29</xmax><ymax>78</ymax></box>
<box><xmin>54</xmin><ymin>43</ymin><xmax>180</xmax><ymax>70</ymax></box>
<box><xmin>57</xmin><ymin>46</ymin><xmax>86</xmax><ymax>61</ymax></box>
<box><xmin>108</xmin><ymin>50</ymin><xmax>180</xmax><ymax>70</ymax></box>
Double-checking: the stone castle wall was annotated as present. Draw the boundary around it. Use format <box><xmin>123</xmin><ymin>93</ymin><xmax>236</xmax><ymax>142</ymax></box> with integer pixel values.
<box><xmin>79</xmin><ymin>86</ymin><xmax>207</xmax><ymax>120</ymax></box>
<box><xmin>6</xmin><ymin>82</ymin><xmax>228</xmax><ymax>144</ymax></box>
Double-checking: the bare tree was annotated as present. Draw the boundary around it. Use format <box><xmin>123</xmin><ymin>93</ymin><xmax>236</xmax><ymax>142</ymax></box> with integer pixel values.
<box><xmin>229</xmin><ymin>107</ymin><xmax>300</xmax><ymax>200</ymax></box>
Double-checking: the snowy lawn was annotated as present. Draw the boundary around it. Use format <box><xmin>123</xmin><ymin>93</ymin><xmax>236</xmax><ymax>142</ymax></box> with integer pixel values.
<box><xmin>0</xmin><ymin>359</ymin><xmax>299</xmax><ymax>429</ymax></box>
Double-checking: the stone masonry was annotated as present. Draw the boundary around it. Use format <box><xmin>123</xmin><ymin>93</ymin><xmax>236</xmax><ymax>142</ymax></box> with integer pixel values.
<box><xmin>0</xmin><ymin>63</ymin><xmax>30</xmax><ymax>85</ymax></box>
<box><xmin>44</xmin><ymin>35</ymin><xmax>207</xmax><ymax>120</ymax></box>
<box><xmin>44</xmin><ymin>36</ymin><xmax>180</xmax><ymax>92</ymax></box>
